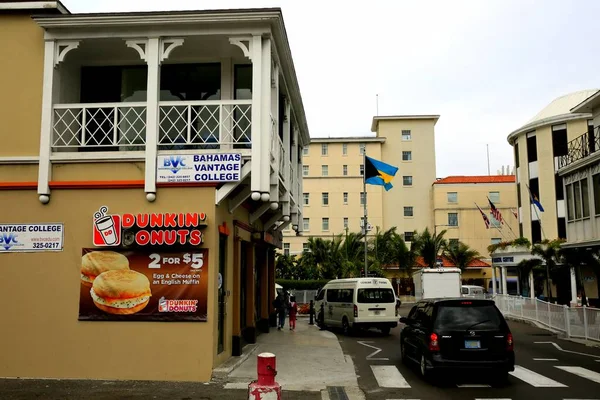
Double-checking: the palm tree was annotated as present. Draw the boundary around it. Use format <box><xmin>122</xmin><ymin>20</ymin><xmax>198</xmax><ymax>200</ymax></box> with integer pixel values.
<box><xmin>516</xmin><ymin>258</ymin><xmax>543</xmax><ymax>297</ymax></box>
<box><xmin>275</xmin><ymin>253</ymin><xmax>297</xmax><ymax>279</ymax></box>
<box><xmin>303</xmin><ymin>237</ymin><xmax>331</xmax><ymax>278</ymax></box>
<box><xmin>558</xmin><ymin>247</ymin><xmax>600</xmax><ymax>306</ymax></box>
<box><xmin>531</xmin><ymin>240</ymin><xmax>561</xmax><ymax>300</ymax></box>
<box><xmin>444</xmin><ymin>241</ymin><xmax>482</xmax><ymax>271</ymax></box>
<box><xmin>414</xmin><ymin>228</ymin><xmax>448</xmax><ymax>268</ymax></box>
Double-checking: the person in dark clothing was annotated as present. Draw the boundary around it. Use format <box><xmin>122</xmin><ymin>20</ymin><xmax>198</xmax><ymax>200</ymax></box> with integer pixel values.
<box><xmin>273</xmin><ymin>293</ymin><xmax>286</xmax><ymax>330</ymax></box>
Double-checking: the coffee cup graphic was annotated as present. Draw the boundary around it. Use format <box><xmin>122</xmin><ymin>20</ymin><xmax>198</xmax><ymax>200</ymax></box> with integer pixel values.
<box><xmin>95</xmin><ymin>215</ymin><xmax>118</xmax><ymax>245</ymax></box>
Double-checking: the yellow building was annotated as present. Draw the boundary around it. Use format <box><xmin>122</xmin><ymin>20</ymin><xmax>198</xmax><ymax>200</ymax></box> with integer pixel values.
<box><xmin>0</xmin><ymin>3</ymin><xmax>309</xmax><ymax>382</ymax></box>
<box><xmin>283</xmin><ymin>115</ymin><xmax>439</xmax><ymax>255</ymax></box>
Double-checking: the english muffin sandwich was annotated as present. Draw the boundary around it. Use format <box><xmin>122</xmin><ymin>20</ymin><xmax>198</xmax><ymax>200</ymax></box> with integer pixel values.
<box><xmin>91</xmin><ymin>269</ymin><xmax>151</xmax><ymax>315</ymax></box>
<box><xmin>81</xmin><ymin>251</ymin><xmax>129</xmax><ymax>287</ymax></box>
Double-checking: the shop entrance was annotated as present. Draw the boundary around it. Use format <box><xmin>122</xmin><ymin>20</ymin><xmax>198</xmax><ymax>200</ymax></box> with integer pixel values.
<box><xmin>240</xmin><ymin>241</ymin><xmax>248</xmax><ymax>331</ymax></box>
<box><xmin>217</xmin><ymin>233</ymin><xmax>227</xmax><ymax>354</ymax></box>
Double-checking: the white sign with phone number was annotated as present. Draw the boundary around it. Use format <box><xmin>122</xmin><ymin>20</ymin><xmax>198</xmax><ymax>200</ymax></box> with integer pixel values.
<box><xmin>0</xmin><ymin>223</ymin><xmax>64</xmax><ymax>253</ymax></box>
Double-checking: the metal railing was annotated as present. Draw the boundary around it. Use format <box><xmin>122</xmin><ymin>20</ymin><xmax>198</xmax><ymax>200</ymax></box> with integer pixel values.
<box><xmin>558</xmin><ymin>126</ymin><xmax>600</xmax><ymax>169</ymax></box>
<box><xmin>494</xmin><ymin>294</ymin><xmax>600</xmax><ymax>342</ymax></box>
<box><xmin>287</xmin><ymin>289</ymin><xmax>319</xmax><ymax>304</ymax></box>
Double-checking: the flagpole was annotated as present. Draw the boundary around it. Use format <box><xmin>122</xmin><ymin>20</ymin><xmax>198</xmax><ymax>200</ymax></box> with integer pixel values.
<box><xmin>526</xmin><ymin>184</ymin><xmax>546</xmax><ymax>240</ymax></box>
<box><xmin>363</xmin><ymin>151</ymin><xmax>368</xmax><ymax>277</ymax></box>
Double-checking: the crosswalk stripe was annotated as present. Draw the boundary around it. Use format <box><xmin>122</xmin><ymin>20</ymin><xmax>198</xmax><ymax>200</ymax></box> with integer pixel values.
<box><xmin>556</xmin><ymin>366</ymin><xmax>600</xmax><ymax>384</ymax></box>
<box><xmin>534</xmin><ymin>358</ymin><xmax>558</xmax><ymax>361</ymax></box>
<box><xmin>509</xmin><ymin>365</ymin><xmax>567</xmax><ymax>387</ymax></box>
<box><xmin>457</xmin><ymin>384</ymin><xmax>491</xmax><ymax>387</ymax></box>
<box><xmin>371</xmin><ymin>365</ymin><xmax>411</xmax><ymax>388</ymax></box>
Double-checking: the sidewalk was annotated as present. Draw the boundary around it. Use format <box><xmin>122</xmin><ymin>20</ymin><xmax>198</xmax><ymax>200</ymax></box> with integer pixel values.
<box><xmin>223</xmin><ymin>319</ymin><xmax>362</xmax><ymax>396</ymax></box>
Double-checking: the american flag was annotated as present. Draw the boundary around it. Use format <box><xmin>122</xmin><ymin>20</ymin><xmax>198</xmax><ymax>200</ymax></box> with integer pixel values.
<box><xmin>488</xmin><ymin>198</ymin><xmax>504</xmax><ymax>225</ymax></box>
<box><xmin>475</xmin><ymin>203</ymin><xmax>490</xmax><ymax>229</ymax></box>
<box><xmin>512</xmin><ymin>209</ymin><xmax>518</xmax><ymax>219</ymax></box>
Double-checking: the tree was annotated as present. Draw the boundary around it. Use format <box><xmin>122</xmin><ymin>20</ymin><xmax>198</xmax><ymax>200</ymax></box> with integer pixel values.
<box><xmin>275</xmin><ymin>253</ymin><xmax>297</xmax><ymax>279</ymax></box>
<box><xmin>531</xmin><ymin>240</ymin><xmax>562</xmax><ymax>300</ymax></box>
<box><xmin>414</xmin><ymin>228</ymin><xmax>448</xmax><ymax>268</ymax></box>
<box><xmin>515</xmin><ymin>258</ymin><xmax>543</xmax><ymax>297</ymax></box>
<box><xmin>444</xmin><ymin>241</ymin><xmax>482</xmax><ymax>271</ymax></box>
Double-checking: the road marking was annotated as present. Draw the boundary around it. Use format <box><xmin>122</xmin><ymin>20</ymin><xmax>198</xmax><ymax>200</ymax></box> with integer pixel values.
<box><xmin>457</xmin><ymin>384</ymin><xmax>491</xmax><ymax>387</ymax></box>
<box><xmin>509</xmin><ymin>365</ymin><xmax>567</xmax><ymax>387</ymax></box>
<box><xmin>533</xmin><ymin>358</ymin><xmax>558</xmax><ymax>361</ymax></box>
<box><xmin>371</xmin><ymin>365</ymin><xmax>411</xmax><ymax>388</ymax></box>
<box><xmin>474</xmin><ymin>398</ymin><xmax>512</xmax><ymax>400</ymax></box>
<box><xmin>534</xmin><ymin>341</ymin><xmax>600</xmax><ymax>359</ymax></box>
<box><xmin>556</xmin><ymin>366</ymin><xmax>600</xmax><ymax>384</ymax></box>
<box><xmin>358</xmin><ymin>341</ymin><xmax>389</xmax><ymax>361</ymax></box>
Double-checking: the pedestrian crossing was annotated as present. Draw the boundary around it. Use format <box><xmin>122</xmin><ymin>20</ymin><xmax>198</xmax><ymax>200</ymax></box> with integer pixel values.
<box><xmin>367</xmin><ymin>363</ymin><xmax>600</xmax><ymax>390</ymax></box>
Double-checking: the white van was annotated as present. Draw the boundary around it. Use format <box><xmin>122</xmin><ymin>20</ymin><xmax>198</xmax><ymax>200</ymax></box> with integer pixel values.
<box><xmin>315</xmin><ymin>278</ymin><xmax>398</xmax><ymax>335</ymax></box>
<box><xmin>461</xmin><ymin>285</ymin><xmax>485</xmax><ymax>298</ymax></box>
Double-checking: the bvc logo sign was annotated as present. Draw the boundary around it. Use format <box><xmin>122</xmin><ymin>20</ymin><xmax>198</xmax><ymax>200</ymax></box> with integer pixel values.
<box><xmin>163</xmin><ymin>155</ymin><xmax>187</xmax><ymax>174</ymax></box>
<box><xmin>1</xmin><ymin>232</ymin><xmax>18</xmax><ymax>250</ymax></box>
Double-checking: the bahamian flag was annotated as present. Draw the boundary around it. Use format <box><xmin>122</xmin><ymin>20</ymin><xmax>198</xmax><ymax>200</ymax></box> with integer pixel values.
<box><xmin>364</xmin><ymin>156</ymin><xmax>398</xmax><ymax>191</ymax></box>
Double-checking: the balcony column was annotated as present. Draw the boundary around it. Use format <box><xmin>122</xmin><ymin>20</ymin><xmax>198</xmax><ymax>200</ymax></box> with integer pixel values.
<box><xmin>281</xmin><ymin>98</ymin><xmax>291</xmax><ymax>222</ymax></box>
<box><xmin>491</xmin><ymin>266</ymin><xmax>497</xmax><ymax>295</ymax></box>
<box><xmin>144</xmin><ymin>37</ymin><xmax>161</xmax><ymax>201</ymax></box>
<box><xmin>295</xmin><ymin>127</ymin><xmax>303</xmax><ymax>234</ymax></box>
<box><xmin>529</xmin><ymin>269</ymin><xmax>535</xmax><ymax>299</ymax></box>
<box><xmin>501</xmin><ymin>266</ymin><xmax>508</xmax><ymax>295</ymax></box>
<box><xmin>249</xmin><ymin>35</ymin><xmax>263</xmax><ymax>201</ymax></box>
<box><xmin>570</xmin><ymin>266</ymin><xmax>578</xmax><ymax>306</ymax></box>
<box><xmin>268</xmin><ymin>60</ymin><xmax>280</xmax><ymax>211</ymax></box>
<box><xmin>260</xmin><ymin>37</ymin><xmax>272</xmax><ymax>202</ymax></box>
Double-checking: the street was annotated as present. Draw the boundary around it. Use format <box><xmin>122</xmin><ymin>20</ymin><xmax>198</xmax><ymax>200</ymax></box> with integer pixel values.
<box><xmin>333</xmin><ymin>304</ymin><xmax>600</xmax><ymax>400</ymax></box>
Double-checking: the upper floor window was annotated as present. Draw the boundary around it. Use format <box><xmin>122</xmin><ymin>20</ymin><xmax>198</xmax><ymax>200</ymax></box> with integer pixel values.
<box><xmin>404</xmin><ymin>231</ymin><xmax>414</xmax><ymax>242</ymax></box>
<box><xmin>402</xmin><ymin>151</ymin><xmax>412</xmax><ymax>161</ymax></box>
<box><xmin>303</xmin><ymin>193</ymin><xmax>309</xmax><ymax>206</ymax></box>
<box><xmin>303</xmin><ymin>165</ymin><xmax>309</xmax><ymax>176</ymax></box>
<box><xmin>448</xmin><ymin>212</ymin><xmax>458</xmax><ymax>226</ymax></box>
<box><xmin>343</xmin><ymin>217</ymin><xmax>349</xmax><ymax>229</ymax></box>
<box><xmin>402</xmin><ymin>130</ymin><xmax>412</xmax><ymax>141</ymax></box>
<box><xmin>322</xmin><ymin>165</ymin><xmax>328</xmax><ymax>176</ymax></box>
<box><xmin>342</xmin><ymin>143</ymin><xmax>348</xmax><ymax>156</ymax></box>
<box><xmin>360</xmin><ymin>165</ymin><xmax>364</xmax><ymax>176</ymax></box>
<box><xmin>360</xmin><ymin>192</ymin><xmax>366</xmax><ymax>205</ymax></box>
<box><xmin>404</xmin><ymin>206</ymin><xmax>414</xmax><ymax>217</ymax></box>
<box><xmin>359</xmin><ymin>143</ymin><xmax>366</xmax><ymax>155</ymax></box>
<box><xmin>321</xmin><ymin>144</ymin><xmax>328</xmax><ymax>156</ymax></box>
<box><xmin>303</xmin><ymin>147</ymin><xmax>309</xmax><ymax>156</ymax></box>
<box><xmin>526</xmin><ymin>132</ymin><xmax>537</xmax><ymax>163</ymax></box>
<box><xmin>447</xmin><ymin>192</ymin><xmax>457</xmax><ymax>203</ymax></box>
<box><xmin>322</xmin><ymin>218</ymin><xmax>330</xmax><ymax>231</ymax></box>
<box><xmin>343</xmin><ymin>165</ymin><xmax>348</xmax><ymax>176</ymax></box>
<box><xmin>343</xmin><ymin>192</ymin><xmax>348</xmax><ymax>205</ymax></box>
<box><xmin>490</xmin><ymin>213</ymin><xmax>501</xmax><ymax>228</ymax></box>
<box><xmin>303</xmin><ymin>218</ymin><xmax>310</xmax><ymax>231</ymax></box>
<box><xmin>491</xmin><ymin>238</ymin><xmax>502</xmax><ymax>245</ymax></box>
<box><xmin>283</xmin><ymin>243</ymin><xmax>290</xmax><ymax>256</ymax></box>
<box><xmin>303</xmin><ymin>242</ymin><xmax>309</xmax><ymax>252</ymax></box>
<box><xmin>488</xmin><ymin>191</ymin><xmax>500</xmax><ymax>203</ymax></box>
<box><xmin>403</xmin><ymin>176</ymin><xmax>413</xmax><ymax>186</ymax></box>
<box><xmin>322</xmin><ymin>192</ymin><xmax>329</xmax><ymax>206</ymax></box>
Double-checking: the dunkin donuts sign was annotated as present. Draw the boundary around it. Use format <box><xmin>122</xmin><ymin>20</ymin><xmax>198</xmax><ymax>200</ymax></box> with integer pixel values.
<box><xmin>92</xmin><ymin>206</ymin><xmax>206</xmax><ymax>247</ymax></box>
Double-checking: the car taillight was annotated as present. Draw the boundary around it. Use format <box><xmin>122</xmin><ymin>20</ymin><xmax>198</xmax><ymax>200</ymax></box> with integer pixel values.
<box><xmin>354</xmin><ymin>305</ymin><xmax>358</xmax><ymax>318</ymax></box>
<box><xmin>428</xmin><ymin>332</ymin><xmax>440</xmax><ymax>352</ymax></box>
<box><xmin>506</xmin><ymin>333</ymin><xmax>514</xmax><ymax>351</ymax></box>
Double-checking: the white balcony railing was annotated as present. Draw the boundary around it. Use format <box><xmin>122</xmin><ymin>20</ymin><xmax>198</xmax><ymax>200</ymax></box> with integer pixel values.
<box><xmin>52</xmin><ymin>102</ymin><xmax>147</xmax><ymax>150</ymax></box>
<box><xmin>158</xmin><ymin>100</ymin><xmax>251</xmax><ymax>150</ymax></box>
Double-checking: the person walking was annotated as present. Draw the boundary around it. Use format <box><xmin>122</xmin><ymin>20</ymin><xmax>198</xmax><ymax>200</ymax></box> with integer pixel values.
<box><xmin>288</xmin><ymin>296</ymin><xmax>298</xmax><ymax>331</ymax></box>
<box><xmin>273</xmin><ymin>293</ymin><xmax>286</xmax><ymax>330</ymax></box>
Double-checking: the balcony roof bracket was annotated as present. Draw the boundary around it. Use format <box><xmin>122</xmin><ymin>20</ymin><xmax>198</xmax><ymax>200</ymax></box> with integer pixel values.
<box><xmin>228</xmin><ymin>184</ymin><xmax>251</xmax><ymax>214</ymax></box>
<box><xmin>229</xmin><ymin>37</ymin><xmax>253</xmax><ymax>61</ymax></box>
<box><xmin>275</xmin><ymin>219</ymin><xmax>291</xmax><ymax>233</ymax></box>
<box><xmin>160</xmin><ymin>38</ymin><xmax>185</xmax><ymax>64</ymax></box>
<box><xmin>265</xmin><ymin>211</ymin><xmax>283</xmax><ymax>232</ymax></box>
<box><xmin>125</xmin><ymin>39</ymin><xmax>148</xmax><ymax>62</ymax></box>
<box><xmin>249</xmin><ymin>202</ymin><xmax>271</xmax><ymax>225</ymax></box>
<box><xmin>215</xmin><ymin>160</ymin><xmax>252</xmax><ymax>205</ymax></box>
<box><xmin>54</xmin><ymin>40</ymin><xmax>80</xmax><ymax>67</ymax></box>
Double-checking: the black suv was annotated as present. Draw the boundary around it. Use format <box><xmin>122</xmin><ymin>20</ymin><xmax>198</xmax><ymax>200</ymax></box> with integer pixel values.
<box><xmin>400</xmin><ymin>298</ymin><xmax>515</xmax><ymax>381</ymax></box>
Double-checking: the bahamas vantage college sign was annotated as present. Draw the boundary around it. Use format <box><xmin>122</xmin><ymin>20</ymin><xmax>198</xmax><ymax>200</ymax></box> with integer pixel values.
<box><xmin>157</xmin><ymin>154</ymin><xmax>242</xmax><ymax>183</ymax></box>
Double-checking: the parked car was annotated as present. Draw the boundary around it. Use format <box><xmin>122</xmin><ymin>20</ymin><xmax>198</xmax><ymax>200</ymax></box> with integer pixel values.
<box><xmin>461</xmin><ymin>285</ymin><xmax>485</xmax><ymax>298</ymax></box>
<box><xmin>399</xmin><ymin>298</ymin><xmax>515</xmax><ymax>382</ymax></box>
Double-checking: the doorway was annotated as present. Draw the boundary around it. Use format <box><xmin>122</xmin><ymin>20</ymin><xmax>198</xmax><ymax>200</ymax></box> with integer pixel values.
<box><xmin>240</xmin><ymin>241</ymin><xmax>248</xmax><ymax>331</ymax></box>
<box><xmin>217</xmin><ymin>233</ymin><xmax>227</xmax><ymax>354</ymax></box>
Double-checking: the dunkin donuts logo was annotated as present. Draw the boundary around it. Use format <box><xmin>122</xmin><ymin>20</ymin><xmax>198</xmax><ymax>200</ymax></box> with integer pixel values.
<box><xmin>158</xmin><ymin>297</ymin><xmax>198</xmax><ymax>312</ymax></box>
<box><xmin>92</xmin><ymin>206</ymin><xmax>122</xmax><ymax>247</ymax></box>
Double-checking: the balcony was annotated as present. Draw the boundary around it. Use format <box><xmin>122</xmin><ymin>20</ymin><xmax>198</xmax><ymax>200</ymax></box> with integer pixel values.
<box><xmin>558</xmin><ymin>126</ymin><xmax>600</xmax><ymax>169</ymax></box>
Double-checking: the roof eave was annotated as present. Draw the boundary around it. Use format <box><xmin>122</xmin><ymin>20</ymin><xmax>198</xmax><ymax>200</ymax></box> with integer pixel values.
<box><xmin>507</xmin><ymin>112</ymin><xmax>592</xmax><ymax>145</ymax></box>
<box><xmin>571</xmin><ymin>90</ymin><xmax>600</xmax><ymax>114</ymax></box>
<box><xmin>371</xmin><ymin>115</ymin><xmax>441</xmax><ymax>132</ymax></box>
<box><xmin>0</xmin><ymin>1</ymin><xmax>69</xmax><ymax>14</ymax></box>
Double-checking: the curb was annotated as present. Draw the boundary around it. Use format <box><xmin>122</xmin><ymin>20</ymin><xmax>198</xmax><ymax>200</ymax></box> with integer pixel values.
<box><xmin>211</xmin><ymin>343</ymin><xmax>259</xmax><ymax>380</ymax></box>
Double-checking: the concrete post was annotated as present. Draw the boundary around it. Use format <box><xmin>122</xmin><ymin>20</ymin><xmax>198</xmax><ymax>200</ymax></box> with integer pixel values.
<box><xmin>529</xmin><ymin>270</ymin><xmax>535</xmax><ymax>299</ymax></box>
<box><xmin>491</xmin><ymin>266</ymin><xmax>497</xmax><ymax>295</ymax></box>
<box><xmin>502</xmin><ymin>266</ymin><xmax>508</xmax><ymax>295</ymax></box>
<box><xmin>570</xmin><ymin>266</ymin><xmax>578</xmax><ymax>307</ymax></box>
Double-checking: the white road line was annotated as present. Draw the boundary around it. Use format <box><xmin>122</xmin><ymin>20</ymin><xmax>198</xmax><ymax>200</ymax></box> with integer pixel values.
<box><xmin>371</xmin><ymin>365</ymin><xmax>411</xmax><ymax>388</ymax></box>
<box><xmin>509</xmin><ymin>365</ymin><xmax>567</xmax><ymax>387</ymax></box>
<box><xmin>534</xmin><ymin>358</ymin><xmax>558</xmax><ymax>361</ymax></box>
<box><xmin>534</xmin><ymin>341</ymin><xmax>600</xmax><ymax>359</ymax></box>
<box><xmin>474</xmin><ymin>398</ymin><xmax>512</xmax><ymax>400</ymax></box>
<box><xmin>556</xmin><ymin>366</ymin><xmax>600</xmax><ymax>384</ymax></box>
<box><xmin>358</xmin><ymin>341</ymin><xmax>389</xmax><ymax>361</ymax></box>
<box><xmin>457</xmin><ymin>384</ymin><xmax>491</xmax><ymax>387</ymax></box>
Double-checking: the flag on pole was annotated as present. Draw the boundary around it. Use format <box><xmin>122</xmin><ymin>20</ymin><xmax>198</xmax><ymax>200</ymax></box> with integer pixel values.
<box><xmin>475</xmin><ymin>203</ymin><xmax>490</xmax><ymax>229</ymax></box>
<box><xmin>511</xmin><ymin>208</ymin><xmax>518</xmax><ymax>219</ymax></box>
<box><xmin>364</xmin><ymin>156</ymin><xmax>399</xmax><ymax>191</ymax></box>
<box><xmin>488</xmin><ymin>197</ymin><xmax>504</xmax><ymax>225</ymax></box>
<box><xmin>526</xmin><ymin>185</ymin><xmax>545</xmax><ymax>212</ymax></box>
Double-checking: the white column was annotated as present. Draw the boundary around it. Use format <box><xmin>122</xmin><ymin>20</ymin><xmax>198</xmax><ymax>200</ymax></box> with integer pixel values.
<box><xmin>250</xmin><ymin>35</ymin><xmax>263</xmax><ymax>200</ymax></box>
<box><xmin>491</xmin><ymin>266</ymin><xmax>497</xmax><ymax>295</ymax></box>
<box><xmin>570</xmin><ymin>266</ymin><xmax>578</xmax><ymax>306</ymax></box>
<box><xmin>282</xmin><ymin>98</ymin><xmax>291</xmax><ymax>220</ymax></box>
<box><xmin>502</xmin><ymin>266</ymin><xmax>508</xmax><ymax>295</ymax></box>
<box><xmin>516</xmin><ymin>273</ymin><xmax>521</xmax><ymax>295</ymax></box>
<box><xmin>37</xmin><ymin>40</ymin><xmax>57</xmax><ymax>201</ymax></box>
<box><xmin>220</xmin><ymin>57</ymin><xmax>233</xmax><ymax>151</ymax></box>
<box><xmin>144</xmin><ymin>38</ymin><xmax>160</xmax><ymax>198</ymax></box>
<box><xmin>529</xmin><ymin>269</ymin><xmax>535</xmax><ymax>299</ymax></box>
<box><xmin>260</xmin><ymin>37</ymin><xmax>272</xmax><ymax>199</ymax></box>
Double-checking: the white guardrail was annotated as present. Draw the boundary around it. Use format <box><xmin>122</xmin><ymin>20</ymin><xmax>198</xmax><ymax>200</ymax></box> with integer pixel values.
<box><xmin>494</xmin><ymin>294</ymin><xmax>600</xmax><ymax>343</ymax></box>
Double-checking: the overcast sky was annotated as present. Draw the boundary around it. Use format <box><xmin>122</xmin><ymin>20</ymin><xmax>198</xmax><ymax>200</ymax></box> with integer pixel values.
<box><xmin>64</xmin><ymin>0</ymin><xmax>599</xmax><ymax>178</ymax></box>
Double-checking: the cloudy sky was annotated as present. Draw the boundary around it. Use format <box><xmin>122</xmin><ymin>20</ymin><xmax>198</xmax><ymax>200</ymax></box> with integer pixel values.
<box><xmin>64</xmin><ymin>0</ymin><xmax>599</xmax><ymax>178</ymax></box>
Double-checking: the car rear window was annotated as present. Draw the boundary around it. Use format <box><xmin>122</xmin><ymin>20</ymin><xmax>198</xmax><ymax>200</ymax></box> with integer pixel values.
<box><xmin>357</xmin><ymin>289</ymin><xmax>395</xmax><ymax>303</ymax></box>
<box><xmin>434</xmin><ymin>303</ymin><xmax>503</xmax><ymax>330</ymax></box>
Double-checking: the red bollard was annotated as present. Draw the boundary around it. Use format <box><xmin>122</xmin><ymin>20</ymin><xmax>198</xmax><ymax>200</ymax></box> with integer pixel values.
<box><xmin>248</xmin><ymin>352</ymin><xmax>282</xmax><ymax>400</ymax></box>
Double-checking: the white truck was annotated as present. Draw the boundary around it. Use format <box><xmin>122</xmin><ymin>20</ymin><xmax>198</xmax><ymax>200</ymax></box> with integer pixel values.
<box><xmin>412</xmin><ymin>267</ymin><xmax>462</xmax><ymax>301</ymax></box>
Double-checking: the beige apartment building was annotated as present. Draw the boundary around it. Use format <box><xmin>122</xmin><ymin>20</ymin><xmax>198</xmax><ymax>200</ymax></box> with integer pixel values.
<box><xmin>432</xmin><ymin>175</ymin><xmax>519</xmax><ymax>260</ymax></box>
<box><xmin>283</xmin><ymin>115</ymin><xmax>439</xmax><ymax>255</ymax></box>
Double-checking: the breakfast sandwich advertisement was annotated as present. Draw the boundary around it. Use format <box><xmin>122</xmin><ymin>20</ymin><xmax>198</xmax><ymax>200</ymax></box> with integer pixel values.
<box><xmin>78</xmin><ymin>248</ymin><xmax>208</xmax><ymax>322</ymax></box>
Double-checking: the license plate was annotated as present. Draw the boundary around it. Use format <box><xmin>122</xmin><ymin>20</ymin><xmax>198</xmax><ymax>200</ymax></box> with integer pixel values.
<box><xmin>374</xmin><ymin>310</ymin><xmax>380</xmax><ymax>315</ymax></box>
<box><xmin>465</xmin><ymin>340</ymin><xmax>481</xmax><ymax>349</ymax></box>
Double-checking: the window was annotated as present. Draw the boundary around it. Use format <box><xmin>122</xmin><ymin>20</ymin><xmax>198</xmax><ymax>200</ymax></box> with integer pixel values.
<box><xmin>322</xmin><ymin>165</ymin><xmax>328</xmax><ymax>176</ymax></box>
<box><xmin>303</xmin><ymin>165</ymin><xmax>309</xmax><ymax>176</ymax></box>
<box><xmin>594</xmin><ymin>174</ymin><xmax>600</xmax><ymax>216</ymax></box>
<box><xmin>567</xmin><ymin>183</ymin><xmax>574</xmax><ymax>221</ymax></box>
<box><xmin>283</xmin><ymin>243</ymin><xmax>290</xmax><ymax>256</ymax></box>
<box><xmin>574</xmin><ymin>181</ymin><xmax>582</xmax><ymax>219</ymax></box>
<box><xmin>322</xmin><ymin>218</ymin><xmax>329</xmax><ymax>231</ymax></box>
<box><xmin>490</xmin><ymin>213</ymin><xmax>501</xmax><ymax>227</ymax></box>
<box><xmin>359</xmin><ymin>143</ymin><xmax>366</xmax><ymax>155</ymax></box>
<box><xmin>402</xmin><ymin>130</ymin><xmax>412</xmax><ymax>141</ymax></box>
<box><xmin>531</xmin><ymin>220</ymin><xmax>542</xmax><ymax>244</ymax></box>
<box><xmin>435</xmin><ymin>304</ymin><xmax>502</xmax><ymax>330</ymax></box>
<box><xmin>526</xmin><ymin>133</ymin><xmax>538</xmax><ymax>163</ymax></box>
<box><xmin>343</xmin><ymin>165</ymin><xmax>348</xmax><ymax>176</ymax></box>
<box><xmin>449</xmin><ymin>239</ymin><xmax>459</xmax><ymax>248</ymax></box>
<box><xmin>360</xmin><ymin>192</ymin><xmax>366</xmax><ymax>205</ymax></box>
<box><xmin>404</xmin><ymin>232</ymin><xmax>414</xmax><ymax>242</ymax></box>
<box><xmin>448</xmin><ymin>213</ymin><xmax>458</xmax><ymax>226</ymax></box>
<box><xmin>404</xmin><ymin>206</ymin><xmax>414</xmax><ymax>217</ymax></box>
<box><xmin>321</xmin><ymin>143</ymin><xmax>328</xmax><ymax>156</ymax></box>
<box><xmin>582</xmin><ymin>178</ymin><xmax>590</xmax><ymax>218</ymax></box>
<box><xmin>357</xmin><ymin>289</ymin><xmax>395</xmax><ymax>303</ymax></box>
<box><xmin>360</xmin><ymin>165</ymin><xmax>364</xmax><ymax>176</ymax></box>
<box><xmin>343</xmin><ymin>192</ymin><xmax>348</xmax><ymax>205</ymax></box>
<box><xmin>488</xmin><ymin>191</ymin><xmax>500</xmax><ymax>203</ymax></box>
<box><xmin>402</xmin><ymin>151</ymin><xmax>412</xmax><ymax>161</ymax></box>
<box><xmin>447</xmin><ymin>192</ymin><xmax>458</xmax><ymax>203</ymax></box>
<box><xmin>552</xmin><ymin>124</ymin><xmax>568</xmax><ymax>157</ymax></box>
<box><xmin>343</xmin><ymin>217</ymin><xmax>349</xmax><ymax>229</ymax></box>
<box><xmin>342</xmin><ymin>143</ymin><xmax>348</xmax><ymax>156</ymax></box>
<box><xmin>303</xmin><ymin>193</ymin><xmax>309</xmax><ymax>206</ymax></box>
<box><xmin>322</xmin><ymin>192</ymin><xmax>329</xmax><ymax>206</ymax></box>
<box><xmin>302</xmin><ymin>147</ymin><xmax>309</xmax><ymax>156</ymax></box>
<box><xmin>403</xmin><ymin>176</ymin><xmax>413</xmax><ymax>186</ymax></box>
<box><xmin>303</xmin><ymin>243</ymin><xmax>309</xmax><ymax>252</ymax></box>
<box><xmin>491</xmin><ymin>238</ymin><xmax>502</xmax><ymax>245</ymax></box>
<box><xmin>303</xmin><ymin>218</ymin><xmax>310</xmax><ymax>231</ymax></box>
